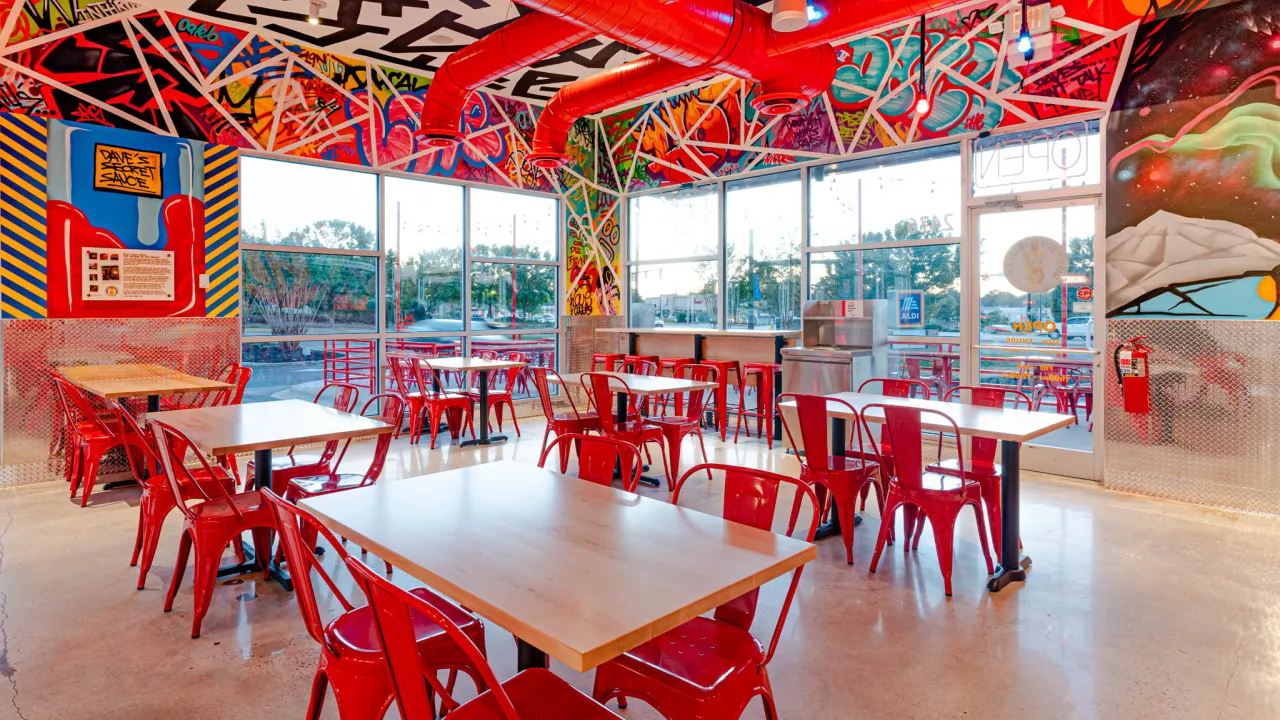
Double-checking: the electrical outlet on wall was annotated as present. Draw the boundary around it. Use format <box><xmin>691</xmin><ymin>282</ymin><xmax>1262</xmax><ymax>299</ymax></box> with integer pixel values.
<box><xmin>199</xmin><ymin>273</ymin><xmax>209</xmax><ymax>289</ymax></box>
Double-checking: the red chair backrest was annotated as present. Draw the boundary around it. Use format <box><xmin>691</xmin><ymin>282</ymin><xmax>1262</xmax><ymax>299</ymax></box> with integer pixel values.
<box><xmin>290</xmin><ymin>382</ymin><xmax>360</xmax><ymax>460</ymax></box>
<box><xmin>211</xmin><ymin>365</ymin><xmax>253</xmax><ymax>407</ymax></box>
<box><xmin>529</xmin><ymin>367</ymin><xmax>584</xmax><ymax>422</ymax></box>
<box><xmin>672</xmin><ymin>463</ymin><xmax>819</xmax><ymax>667</ymax></box>
<box><xmin>344</xmin><ymin>556</ymin><xmax>519</xmax><ymax>720</ymax></box>
<box><xmin>673</xmin><ymin>364</ymin><xmax>718</xmax><ymax>421</ymax></box>
<box><xmin>582</xmin><ymin>372</ymin><xmax>629</xmax><ymax>434</ymax></box>
<box><xmin>777</xmin><ymin>392</ymin><xmax>868</xmax><ymax>469</ymax></box>
<box><xmin>942</xmin><ymin>386</ymin><xmax>1030</xmax><ymax>468</ymax></box>
<box><xmin>386</xmin><ymin>355</ymin><xmax>417</xmax><ymax>396</ymax></box>
<box><xmin>405</xmin><ymin>356</ymin><xmax>442</xmax><ymax>395</ymax></box>
<box><xmin>329</xmin><ymin>393</ymin><xmax>404</xmax><ymax>485</ymax></box>
<box><xmin>188</xmin><ymin>362</ymin><xmax>238</xmax><ymax>408</ymax></box>
<box><xmin>261</xmin><ymin>489</ymin><xmax>356</xmax><ymax>651</ymax></box>
<box><xmin>149</xmin><ymin>419</ymin><xmax>247</xmax><ymax>522</ymax></box>
<box><xmin>860</xmin><ymin>403</ymin><xmax>967</xmax><ymax>493</ymax></box>
<box><xmin>858</xmin><ymin>377</ymin><xmax>931</xmax><ymax>400</ymax></box>
<box><xmin>110</xmin><ymin>399</ymin><xmax>161</xmax><ymax>483</ymax></box>
<box><xmin>52</xmin><ymin>374</ymin><xmax>116</xmax><ymax>440</ymax></box>
<box><xmin>538</xmin><ymin>433</ymin><xmax>642</xmax><ymax>492</ymax></box>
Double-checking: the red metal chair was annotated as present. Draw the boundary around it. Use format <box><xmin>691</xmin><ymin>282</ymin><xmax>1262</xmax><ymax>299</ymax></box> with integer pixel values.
<box><xmin>212</xmin><ymin>365</ymin><xmax>254</xmax><ymax>484</ymax></box>
<box><xmin>592</xmin><ymin>463</ymin><xmax>820</xmax><ymax>718</ymax></box>
<box><xmin>926</xmin><ymin>386</ymin><xmax>1031</xmax><ymax>547</ymax></box>
<box><xmin>702</xmin><ymin>360</ymin><xmax>742</xmax><ymax>441</ymax></box>
<box><xmin>466</xmin><ymin>364</ymin><xmax>524</xmax><ymax>437</ymax></box>
<box><xmin>531</xmin><ymin>367</ymin><xmax>601</xmax><ymax>472</ymax></box>
<box><xmin>645</xmin><ymin>364</ymin><xmax>717</xmax><ymax>488</ymax></box>
<box><xmin>388</xmin><ymin>355</ymin><xmax>472</xmax><ymax>448</ymax></box>
<box><xmin>539</xmin><ymin>433</ymin><xmax>642</xmax><ymax>492</ymax></box>
<box><xmin>245</xmin><ymin>382</ymin><xmax>360</xmax><ymax>494</ymax></box>
<box><xmin>778</xmin><ymin>393</ymin><xmax>880</xmax><ymax>565</ymax></box>
<box><xmin>862</xmin><ymin>404</ymin><xmax>994</xmax><ymax>596</ymax></box>
<box><xmin>592</xmin><ymin>352</ymin><xmax>626</xmax><ymax>372</ymax></box>
<box><xmin>853</xmin><ymin>377</ymin><xmax>931</xmax><ymax>512</ymax></box>
<box><xmin>734</xmin><ymin>362</ymin><xmax>780</xmax><ymax>448</ymax></box>
<box><xmin>582</xmin><ymin>372</ymin><xmax>670</xmax><ymax>487</ymax></box>
<box><xmin>113</xmin><ymin>400</ymin><xmax>238</xmax><ymax>591</ymax></box>
<box><xmin>263</xmin><ymin>490</ymin><xmax>489</xmax><ymax>720</ymax></box>
<box><xmin>655</xmin><ymin>357</ymin><xmax>695</xmax><ymax>416</ymax></box>
<box><xmin>345</xmin><ymin>555</ymin><xmax>620</xmax><ymax>720</ymax></box>
<box><xmin>150</xmin><ymin>419</ymin><xmax>278</xmax><ymax>638</ymax></box>
<box><xmin>501</xmin><ymin>351</ymin><xmax>532</xmax><ymax>396</ymax></box>
<box><xmin>53</xmin><ymin>374</ymin><xmax>150</xmax><ymax>507</ymax></box>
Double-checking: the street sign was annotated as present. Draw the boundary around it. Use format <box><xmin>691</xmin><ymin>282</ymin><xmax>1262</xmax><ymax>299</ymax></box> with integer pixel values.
<box><xmin>1076</xmin><ymin>286</ymin><xmax>1094</xmax><ymax>301</ymax></box>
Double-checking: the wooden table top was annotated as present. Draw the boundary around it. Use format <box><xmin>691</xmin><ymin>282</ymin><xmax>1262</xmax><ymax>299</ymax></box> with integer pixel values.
<box><xmin>551</xmin><ymin>371</ymin><xmax>717</xmax><ymax>396</ymax></box>
<box><xmin>422</xmin><ymin>357</ymin><xmax>527</xmax><ymax>371</ymax></box>
<box><xmin>300</xmin><ymin>461</ymin><xmax>815</xmax><ymax>673</ymax></box>
<box><xmin>596</xmin><ymin>327</ymin><xmax>799</xmax><ymax>338</ymax></box>
<box><xmin>146</xmin><ymin>399</ymin><xmax>392</xmax><ymax>456</ymax></box>
<box><xmin>778</xmin><ymin>392</ymin><xmax>1075</xmax><ymax>443</ymax></box>
<box><xmin>58</xmin><ymin>363</ymin><xmax>232</xmax><ymax>399</ymax></box>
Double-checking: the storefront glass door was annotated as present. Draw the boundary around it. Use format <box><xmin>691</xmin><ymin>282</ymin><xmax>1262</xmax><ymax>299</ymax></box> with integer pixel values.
<box><xmin>966</xmin><ymin>198</ymin><xmax>1102</xmax><ymax>479</ymax></box>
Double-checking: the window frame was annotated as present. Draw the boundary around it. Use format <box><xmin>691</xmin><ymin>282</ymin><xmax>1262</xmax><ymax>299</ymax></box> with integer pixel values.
<box><xmin>236</xmin><ymin>151</ymin><xmax>564</xmax><ymax>389</ymax></box>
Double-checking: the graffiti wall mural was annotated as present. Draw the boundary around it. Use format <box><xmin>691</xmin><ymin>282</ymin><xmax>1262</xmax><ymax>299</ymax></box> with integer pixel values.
<box><xmin>1105</xmin><ymin>0</ymin><xmax>1280</xmax><ymax>319</ymax></box>
<box><xmin>0</xmin><ymin>0</ymin><xmax>618</xmax><ymax>315</ymax></box>
<box><xmin>601</xmin><ymin>0</ymin><xmax>1138</xmax><ymax>192</ymax></box>
<box><xmin>0</xmin><ymin>113</ymin><xmax>241</xmax><ymax>319</ymax></box>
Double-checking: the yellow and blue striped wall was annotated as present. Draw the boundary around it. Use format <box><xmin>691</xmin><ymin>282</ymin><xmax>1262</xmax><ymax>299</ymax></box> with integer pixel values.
<box><xmin>203</xmin><ymin>144</ymin><xmax>240</xmax><ymax>319</ymax></box>
<box><xmin>0</xmin><ymin>114</ymin><xmax>48</xmax><ymax>320</ymax></box>
<box><xmin>0</xmin><ymin>113</ymin><xmax>240</xmax><ymax>320</ymax></box>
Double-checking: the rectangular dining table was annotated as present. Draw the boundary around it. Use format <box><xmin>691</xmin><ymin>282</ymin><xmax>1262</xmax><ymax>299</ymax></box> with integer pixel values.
<box><xmin>301</xmin><ymin>460</ymin><xmax>816</xmax><ymax>672</ymax></box>
<box><xmin>147</xmin><ymin>398</ymin><xmax>393</xmax><ymax>589</ymax></box>
<box><xmin>419</xmin><ymin>356</ymin><xmax>526</xmax><ymax>447</ymax></box>
<box><xmin>549</xmin><ymin>371</ymin><xmax>718</xmax><ymax>486</ymax></box>
<box><xmin>59</xmin><ymin>363</ymin><xmax>232</xmax><ymax>413</ymax></box>
<box><xmin>778</xmin><ymin>392</ymin><xmax>1074</xmax><ymax>592</ymax></box>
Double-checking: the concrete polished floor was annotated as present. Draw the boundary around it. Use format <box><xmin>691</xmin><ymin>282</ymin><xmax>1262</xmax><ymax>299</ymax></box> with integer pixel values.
<box><xmin>1</xmin><ymin>419</ymin><xmax>1279</xmax><ymax>719</ymax></box>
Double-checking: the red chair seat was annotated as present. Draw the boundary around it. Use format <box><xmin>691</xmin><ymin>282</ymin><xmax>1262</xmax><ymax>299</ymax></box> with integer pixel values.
<box><xmin>622</xmin><ymin>616</ymin><xmax>763</xmax><ymax>690</ymax></box>
<box><xmin>913</xmin><ymin>472</ymin><xmax>983</xmax><ymax>494</ymax></box>
<box><xmin>329</xmin><ymin>587</ymin><xmax>484</xmax><ymax>656</ymax></box>
<box><xmin>552</xmin><ymin>410</ymin><xmax>599</xmax><ymax>424</ymax></box>
<box><xmin>288</xmin><ymin>473</ymin><xmax>366</xmax><ymax>497</ymax></box>
<box><xmin>452</xmin><ymin>668</ymin><xmax>621</xmax><ymax>720</ymax></box>
<box><xmin>926</xmin><ymin>457</ymin><xmax>999</xmax><ymax>479</ymax></box>
<box><xmin>189</xmin><ymin>491</ymin><xmax>271</xmax><ymax>519</ymax></box>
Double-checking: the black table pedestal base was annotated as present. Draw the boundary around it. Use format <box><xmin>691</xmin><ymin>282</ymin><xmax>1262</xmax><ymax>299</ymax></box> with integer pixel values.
<box><xmin>460</xmin><ymin>369</ymin><xmax>509</xmax><ymax>448</ymax></box>
<box><xmin>516</xmin><ymin>638</ymin><xmax>549</xmax><ymax>671</ymax></box>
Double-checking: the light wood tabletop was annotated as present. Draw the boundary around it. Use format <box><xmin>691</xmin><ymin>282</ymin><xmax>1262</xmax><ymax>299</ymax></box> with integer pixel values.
<box><xmin>301</xmin><ymin>460</ymin><xmax>815</xmax><ymax>673</ymax></box>
<box><xmin>421</xmin><ymin>357</ymin><xmax>527</xmax><ymax>371</ymax></box>
<box><xmin>596</xmin><ymin>327</ymin><xmax>799</xmax><ymax>338</ymax></box>
<box><xmin>146</xmin><ymin>399</ymin><xmax>392</xmax><ymax>456</ymax></box>
<box><xmin>58</xmin><ymin>363</ymin><xmax>232</xmax><ymax>399</ymax></box>
<box><xmin>778</xmin><ymin>391</ymin><xmax>1075</xmax><ymax>443</ymax></box>
<box><xmin>550</xmin><ymin>371</ymin><xmax>717</xmax><ymax>396</ymax></box>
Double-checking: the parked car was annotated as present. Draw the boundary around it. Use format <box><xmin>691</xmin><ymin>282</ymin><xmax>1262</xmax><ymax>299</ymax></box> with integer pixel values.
<box><xmin>1050</xmin><ymin>316</ymin><xmax>1094</xmax><ymax>341</ymax></box>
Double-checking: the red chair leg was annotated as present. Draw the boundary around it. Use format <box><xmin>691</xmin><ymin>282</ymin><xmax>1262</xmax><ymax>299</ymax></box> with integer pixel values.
<box><xmin>164</xmin><ymin>529</ymin><xmax>193</xmax><ymax>613</ymax></box>
<box><xmin>695</xmin><ymin>430</ymin><xmax>713</xmax><ymax>479</ymax></box>
<box><xmin>77</xmin><ymin>446</ymin><xmax>106</xmax><ymax>507</ymax></box>
<box><xmin>869</xmin><ymin>495</ymin><xmax>903</xmax><ymax>574</ymax></box>
<box><xmin>925</xmin><ymin>507</ymin><xmax>959</xmax><ymax>596</ymax></box>
<box><xmin>135</xmin><ymin>496</ymin><xmax>174</xmax><ymax>590</ymax></box>
<box><xmin>662</xmin><ymin>429</ymin><xmax>682</xmax><ymax>491</ymax></box>
<box><xmin>427</xmin><ymin>407</ymin><xmax>444</xmax><ymax>449</ymax></box>
<box><xmin>507</xmin><ymin>402</ymin><xmax>520</xmax><ymax>437</ymax></box>
<box><xmin>973</xmin><ymin>502</ymin><xmax>995</xmax><ymax>575</ymax></box>
<box><xmin>304</xmin><ymin>670</ymin><xmax>329</xmax><ymax>720</ymax></box>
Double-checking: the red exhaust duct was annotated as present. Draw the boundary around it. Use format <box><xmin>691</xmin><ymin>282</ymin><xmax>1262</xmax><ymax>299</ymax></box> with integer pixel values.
<box><xmin>416</xmin><ymin>11</ymin><xmax>596</xmax><ymax>147</ymax></box>
<box><xmin>527</xmin><ymin>55</ymin><xmax>716</xmax><ymax>169</ymax></box>
<box><xmin>514</xmin><ymin>0</ymin><xmax>956</xmax><ymax>166</ymax></box>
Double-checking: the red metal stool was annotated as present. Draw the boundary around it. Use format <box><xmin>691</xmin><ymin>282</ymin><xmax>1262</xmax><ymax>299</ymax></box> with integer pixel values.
<box><xmin>734</xmin><ymin>362</ymin><xmax>779</xmax><ymax>448</ymax></box>
<box><xmin>591</xmin><ymin>353</ymin><xmax>625</xmax><ymax>372</ymax></box>
<box><xmin>701</xmin><ymin>360</ymin><xmax>741</xmax><ymax>442</ymax></box>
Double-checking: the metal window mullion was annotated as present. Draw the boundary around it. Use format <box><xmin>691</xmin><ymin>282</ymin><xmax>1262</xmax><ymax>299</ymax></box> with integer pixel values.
<box><xmin>717</xmin><ymin>180</ymin><xmax>726</xmax><ymax>330</ymax></box>
<box><xmin>241</xmin><ymin>243</ymin><xmax>382</xmax><ymax>257</ymax></box>
<box><xmin>628</xmin><ymin>254</ymin><xmax>719</xmax><ymax>266</ymax></box>
<box><xmin>463</xmin><ymin>185</ymin><xmax>472</xmax><ymax>350</ymax></box>
<box><xmin>375</xmin><ymin>172</ymin><xmax>386</xmax><ymax>392</ymax></box>
<box><xmin>959</xmin><ymin>136</ymin><xmax>976</xmax><ymax>388</ymax></box>
<box><xmin>468</xmin><ymin>257</ymin><xmax>560</xmax><ymax>267</ymax></box>
<box><xmin>242</xmin><ymin>333</ymin><xmax>381</xmax><ymax>343</ymax></box>
<box><xmin>800</xmin><ymin>164</ymin><xmax>810</xmax><ymax>306</ymax></box>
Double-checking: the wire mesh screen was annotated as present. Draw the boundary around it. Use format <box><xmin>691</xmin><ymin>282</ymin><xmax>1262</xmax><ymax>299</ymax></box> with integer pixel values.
<box><xmin>0</xmin><ymin>318</ymin><xmax>239</xmax><ymax>488</ymax></box>
<box><xmin>1104</xmin><ymin>319</ymin><xmax>1280</xmax><ymax>515</ymax></box>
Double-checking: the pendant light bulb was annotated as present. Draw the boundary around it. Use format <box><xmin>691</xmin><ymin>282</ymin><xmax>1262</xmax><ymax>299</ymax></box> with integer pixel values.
<box><xmin>308</xmin><ymin>0</ymin><xmax>324</xmax><ymax>25</ymax></box>
<box><xmin>1016</xmin><ymin>0</ymin><xmax>1033</xmax><ymax>58</ymax></box>
<box><xmin>915</xmin><ymin>96</ymin><xmax>930</xmax><ymax>115</ymax></box>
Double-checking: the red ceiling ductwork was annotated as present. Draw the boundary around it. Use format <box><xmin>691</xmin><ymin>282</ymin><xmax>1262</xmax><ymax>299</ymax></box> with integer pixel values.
<box><xmin>416</xmin><ymin>10</ymin><xmax>596</xmax><ymax>147</ymax></box>
<box><xmin>510</xmin><ymin>0</ymin><xmax>958</xmax><ymax>167</ymax></box>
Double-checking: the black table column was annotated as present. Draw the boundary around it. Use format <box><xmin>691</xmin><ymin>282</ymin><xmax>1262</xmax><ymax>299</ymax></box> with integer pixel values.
<box><xmin>461</xmin><ymin>370</ymin><xmax>508</xmax><ymax>447</ymax></box>
<box><xmin>987</xmin><ymin>441</ymin><xmax>1030</xmax><ymax>591</ymax></box>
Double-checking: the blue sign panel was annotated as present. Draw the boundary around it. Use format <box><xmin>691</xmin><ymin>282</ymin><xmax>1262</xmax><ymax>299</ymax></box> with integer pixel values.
<box><xmin>897</xmin><ymin>291</ymin><xmax>924</xmax><ymax>327</ymax></box>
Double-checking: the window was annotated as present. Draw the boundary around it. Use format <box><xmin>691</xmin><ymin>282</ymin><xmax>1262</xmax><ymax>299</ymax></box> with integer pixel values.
<box><xmin>242</xmin><ymin>250</ymin><xmax>378</xmax><ymax>336</ymax></box>
<box><xmin>725</xmin><ymin>171</ymin><xmax>801</xmax><ymax>330</ymax></box>
<box><xmin>809</xmin><ymin>245</ymin><xmax>960</xmax><ymax>334</ymax></box>
<box><xmin>385</xmin><ymin>177</ymin><xmax>464</xmax><ymax>331</ymax></box>
<box><xmin>628</xmin><ymin>185</ymin><xmax>719</xmax><ymax>328</ymax></box>
<box><xmin>971</xmin><ymin>119</ymin><xmax>1101</xmax><ymax>196</ymax></box>
<box><xmin>469</xmin><ymin>188</ymin><xmax>559</xmax><ymax>330</ymax></box>
<box><xmin>809</xmin><ymin>145</ymin><xmax>961</xmax><ymax>247</ymax></box>
<box><xmin>240</xmin><ymin>157</ymin><xmax>379</xmax><ymax>249</ymax></box>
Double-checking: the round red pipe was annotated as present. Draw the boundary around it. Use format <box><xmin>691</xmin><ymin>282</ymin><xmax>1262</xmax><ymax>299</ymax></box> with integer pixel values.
<box><xmin>417</xmin><ymin>10</ymin><xmax>597</xmax><ymax>145</ymax></box>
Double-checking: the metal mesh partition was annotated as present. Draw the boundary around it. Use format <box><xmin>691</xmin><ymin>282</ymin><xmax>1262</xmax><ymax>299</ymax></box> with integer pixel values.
<box><xmin>1104</xmin><ymin>319</ymin><xmax>1280</xmax><ymax>515</ymax></box>
<box><xmin>0</xmin><ymin>318</ymin><xmax>240</xmax><ymax>488</ymax></box>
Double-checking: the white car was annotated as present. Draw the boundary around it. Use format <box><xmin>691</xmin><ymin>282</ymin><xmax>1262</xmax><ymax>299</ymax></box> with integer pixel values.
<box><xmin>1050</xmin><ymin>317</ymin><xmax>1093</xmax><ymax>341</ymax></box>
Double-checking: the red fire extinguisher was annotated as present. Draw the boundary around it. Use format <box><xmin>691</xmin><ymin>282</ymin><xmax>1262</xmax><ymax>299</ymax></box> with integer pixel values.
<box><xmin>1114</xmin><ymin>336</ymin><xmax>1152</xmax><ymax>414</ymax></box>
